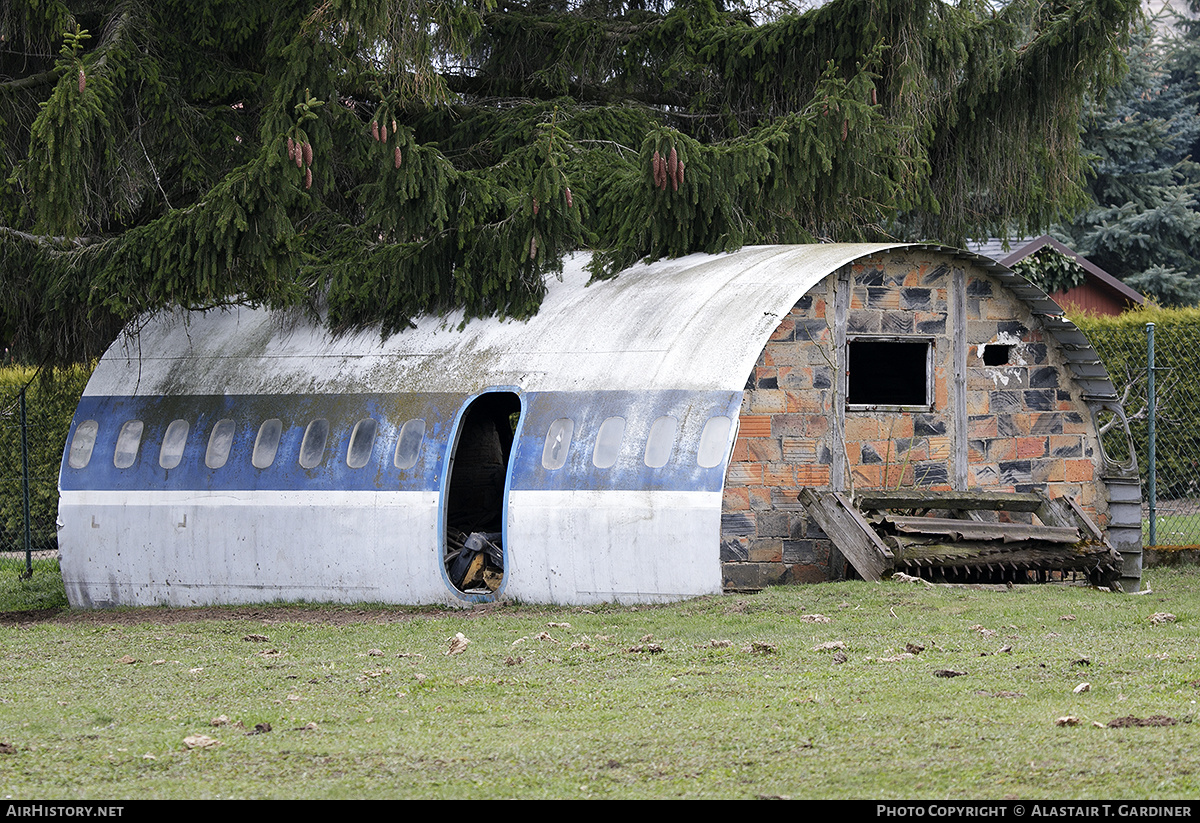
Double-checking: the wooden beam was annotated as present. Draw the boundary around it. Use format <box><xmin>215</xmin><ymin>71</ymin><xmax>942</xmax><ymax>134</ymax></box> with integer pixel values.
<box><xmin>952</xmin><ymin>267</ymin><xmax>968</xmax><ymax>488</ymax></box>
<box><xmin>855</xmin><ymin>489</ymin><xmax>1044</xmax><ymax>512</ymax></box>
<box><xmin>799</xmin><ymin>490</ymin><xmax>892</xmax><ymax>581</ymax></box>
<box><xmin>1034</xmin><ymin>491</ymin><xmax>1107</xmax><ymax>544</ymax></box>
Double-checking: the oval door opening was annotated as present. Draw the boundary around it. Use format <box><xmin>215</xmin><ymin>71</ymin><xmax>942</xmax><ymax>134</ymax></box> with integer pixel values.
<box><xmin>444</xmin><ymin>391</ymin><xmax>521</xmax><ymax>595</ymax></box>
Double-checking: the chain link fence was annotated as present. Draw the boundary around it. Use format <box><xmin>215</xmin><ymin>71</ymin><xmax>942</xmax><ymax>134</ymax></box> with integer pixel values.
<box><xmin>0</xmin><ymin>368</ymin><xmax>92</xmax><ymax>582</ymax></box>
<box><xmin>1085</xmin><ymin>321</ymin><xmax>1200</xmax><ymax>549</ymax></box>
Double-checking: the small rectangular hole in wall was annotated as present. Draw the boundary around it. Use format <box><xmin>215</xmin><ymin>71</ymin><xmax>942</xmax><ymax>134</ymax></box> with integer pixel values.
<box><xmin>847</xmin><ymin>338</ymin><xmax>932</xmax><ymax>408</ymax></box>
<box><xmin>983</xmin><ymin>344</ymin><xmax>1012</xmax><ymax>366</ymax></box>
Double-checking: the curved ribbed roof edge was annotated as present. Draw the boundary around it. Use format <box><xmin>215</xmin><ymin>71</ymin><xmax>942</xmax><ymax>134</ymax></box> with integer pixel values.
<box><xmin>84</xmin><ymin>243</ymin><xmax>1119</xmax><ymax>401</ymax></box>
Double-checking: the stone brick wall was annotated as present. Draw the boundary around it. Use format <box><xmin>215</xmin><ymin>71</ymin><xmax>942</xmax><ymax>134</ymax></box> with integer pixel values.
<box><xmin>720</xmin><ymin>251</ymin><xmax>1109</xmax><ymax>589</ymax></box>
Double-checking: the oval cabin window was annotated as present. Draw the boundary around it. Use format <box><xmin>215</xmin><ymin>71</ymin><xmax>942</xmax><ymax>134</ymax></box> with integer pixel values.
<box><xmin>643</xmin><ymin>416</ymin><xmax>678</xmax><ymax>469</ymax></box>
<box><xmin>205</xmin><ymin>419</ymin><xmax>236</xmax><ymax>469</ymax></box>
<box><xmin>697</xmin><ymin>416</ymin><xmax>732</xmax><ymax>468</ymax></box>
<box><xmin>159</xmin><ymin>419</ymin><xmax>190</xmax><ymax>469</ymax></box>
<box><xmin>346</xmin><ymin>418</ymin><xmax>377</xmax><ymax>469</ymax></box>
<box><xmin>299</xmin><ymin>419</ymin><xmax>329</xmax><ymax>469</ymax></box>
<box><xmin>68</xmin><ymin>420</ymin><xmax>99</xmax><ymax>469</ymax></box>
<box><xmin>252</xmin><ymin>419</ymin><xmax>283</xmax><ymax>469</ymax></box>
<box><xmin>113</xmin><ymin>420</ymin><xmax>144</xmax><ymax>469</ymax></box>
<box><xmin>541</xmin><ymin>418</ymin><xmax>574</xmax><ymax>470</ymax></box>
<box><xmin>592</xmin><ymin>417</ymin><xmax>625</xmax><ymax>469</ymax></box>
<box><xmin>394</xmin><ymin>419</ymin><xmax>426</xmax><ymax>469</ymax></box>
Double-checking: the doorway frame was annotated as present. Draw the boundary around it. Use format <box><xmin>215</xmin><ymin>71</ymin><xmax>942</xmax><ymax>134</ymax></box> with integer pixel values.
<box><xmin>438</xmin><ymin>386</ymin><xmax>526</xmax><ymax>602</ymax></box>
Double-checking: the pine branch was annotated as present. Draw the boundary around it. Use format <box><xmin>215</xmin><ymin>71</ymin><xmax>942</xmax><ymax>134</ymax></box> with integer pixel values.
<box><xmin>482</xmin><ymin>10</ymin><xmax>654</xmax><ymax>41</ymax></box>
<box><xmin>443</xmin><ymin>71</ymin><xmax>691</xmax><ymax>109</ymax></box>
<box><xmin>0</xmin><ymin>225</ymin><xmax>93</xmax><ymax>248</ymax></box>
<box><xmin>0</xmin><ymin>68</ymin><xmax>64</xmax><ymax>94</ymax></box>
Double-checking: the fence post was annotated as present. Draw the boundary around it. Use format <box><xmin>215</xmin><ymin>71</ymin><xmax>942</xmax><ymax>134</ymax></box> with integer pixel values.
<box><xmin>1146</xmin><ymin>322</ymin><xmax>1156</xmax><ymax>548</ymax></box>
<box><xmin>19</xmin><ymin>385</ymin><xmax>32</xmax><ymax>577</ymax></box>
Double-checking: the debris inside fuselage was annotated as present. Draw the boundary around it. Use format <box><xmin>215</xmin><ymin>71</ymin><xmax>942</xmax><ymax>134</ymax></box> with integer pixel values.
<box><xmin>446</xmin><ymin>530</ymin><xmax>504</xmax><ymax>592</ymax></box>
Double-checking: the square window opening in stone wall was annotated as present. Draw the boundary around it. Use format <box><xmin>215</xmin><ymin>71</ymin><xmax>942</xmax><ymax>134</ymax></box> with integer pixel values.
<box><xmin>983</xmin><ymin>344</ymin><xmax>1012</xmax><ymax>366</ymax></box>
<box><xmin>847</xmin><ymin>338</ymin><xmax>933</xmax><ymax>409</ymax></box>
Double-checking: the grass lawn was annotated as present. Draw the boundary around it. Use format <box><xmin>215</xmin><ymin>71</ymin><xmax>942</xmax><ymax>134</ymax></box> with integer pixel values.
<box><xmin>1146</xmin><ymin>513</ymin><xmax>1200</xmax><ymax>548</ymax></box>
<box><xmin>1</xmin><ymin>563</ymin><xmax>1197</xmax><ymax>800</ymax></box>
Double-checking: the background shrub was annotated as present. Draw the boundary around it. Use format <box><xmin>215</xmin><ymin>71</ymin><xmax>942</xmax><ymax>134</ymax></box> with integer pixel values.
<box><xmin>0</xmin><ymin>365</ymin><xmax>94</xmax><ymax>553</ymax></box>
<box><xmin>1075</xmin><ymin>306</ymin><xmax>1200</xmax><ymax>502</ymax></box>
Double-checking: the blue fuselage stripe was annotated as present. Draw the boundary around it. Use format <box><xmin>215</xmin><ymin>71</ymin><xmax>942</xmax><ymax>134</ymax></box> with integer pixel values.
<box><xmin>60</xmin><ymin>390</ymin><xmax>743</xmax><ymax>494</ymax></box>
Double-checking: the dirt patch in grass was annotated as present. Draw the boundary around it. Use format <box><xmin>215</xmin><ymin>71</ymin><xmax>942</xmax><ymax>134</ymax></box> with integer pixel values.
<box><xmin>1108</xmin><ymin>715</ymin><xmax>1179</xmax><ymax>728</ymax></box>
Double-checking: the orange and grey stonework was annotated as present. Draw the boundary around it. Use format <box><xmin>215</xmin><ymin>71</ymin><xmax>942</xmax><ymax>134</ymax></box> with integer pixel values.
<box><xmin>720</xmin><ymin>250</ymin><xmax>1124</xmax><ymax>588</ymax></box>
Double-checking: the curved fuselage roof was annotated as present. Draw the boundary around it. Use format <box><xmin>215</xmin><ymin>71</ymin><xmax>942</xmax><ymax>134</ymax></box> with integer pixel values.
<box><xmin>91</xmin><ymin>243</ymin><xmax>1103</xmax><ymax>399</ymax></box>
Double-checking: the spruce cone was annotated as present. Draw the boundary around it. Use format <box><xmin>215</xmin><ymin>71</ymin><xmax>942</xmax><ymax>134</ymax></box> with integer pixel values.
<box><xmin>652</xmin><ymin>151</ymin><xmax>663</xmax><ymax>189</ymax></box>
<box><xmin>676</xmin><ymin>161</ymin><xmax>684</xmax><ymax>188</ymax></box>
<box><xmin>372</xmin><ymin>120</ymin><xmax>380</xmax><ymax>142</ymax></box>
<box><xmin>295</xmin><ymin>147</ymin><xmax>303</xmax><ymax>169</ymax></box>
<box><xmin>287</xmin><ymin>136</ymin><xmax>296</xmax><ymax>162</ymax></box>
<box><xmin>870</xmin><ymin>87</ymin><xmax>877</xmax><ymax>106</ymax></box>
<box><xmin>668</xmin><ymin>147</ymin><xmax>678</xmax><ymax>183</ymax></box>
<box><xmin>532</xmin><ymin>197</ymin><xmax>539</xmax><ymax>216</ymax></box>
<box><xmin>381</xmin><ymin>123</ymin><xmax>388</xmax><ymax>143</ymax></box>
<box><xmin>303</xmin><ymin>141</ymin><xmax>313</xmax><ymax>167</ymax></box>
<box><xmin>304</xmin><ymin>167</ymin><xmax>312</xmax><ymax>190</ymax></box>
<box><xmin>394</xmin><ymin>146</ymin><xmax>402</xmax><ymax>169</ymax></box>
<box><xmin>564</xmin><ymin>187</ymin><xmax>573</xmax><ymax>208</ymax></box>
<box><xmin>842</xmin><ymin>119</ymin><xmax>848</xmax><ymax>141</ymax></box>
<box><xmin>78</xmin><ymin>70</ymin><xmax>85</xmax><ymax>94</ymax></box>
<box><xmin>530</xmin><ymin>234</ymin><xmax>538</xmax><ymax>260</ymax></box>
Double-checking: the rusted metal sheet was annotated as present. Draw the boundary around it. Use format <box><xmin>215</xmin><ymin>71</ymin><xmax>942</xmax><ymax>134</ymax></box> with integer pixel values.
<box><xmin>890</xmin><ymin>539</ymin><xmax>1123</xmax><ymax>575</ymax></box>
<box><xmin>881</xmin><ymin>516</ymin><xmax>1081</xmax><ymax>544</ymax></box>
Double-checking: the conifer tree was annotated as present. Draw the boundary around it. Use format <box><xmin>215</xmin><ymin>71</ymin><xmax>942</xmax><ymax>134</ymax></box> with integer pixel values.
<box><xmin>0</xmin><ymin>0</ymin><xmax>1141</xmax><ymax>363</ymax></box>
<box><xmin>1167</xmin><ymin>0</ymin><xmax>1200</xmax><ymax>161</ymax></box>
<box><xmin>1053</xmin><ymin>15</ymin><xmax>1200</xmax><ymax>306</ymax></box>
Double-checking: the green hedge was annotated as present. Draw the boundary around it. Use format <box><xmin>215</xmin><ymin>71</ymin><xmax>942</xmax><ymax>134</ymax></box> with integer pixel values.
<box><xmin>1074</xmin><ymin>306</ymin><xmax>1200</xmax><ymax>502</ymax></box>
<box><xmin>0</xmin><ymin>365</ymin><xmax>94</xmax><ymax>553</ymax></box>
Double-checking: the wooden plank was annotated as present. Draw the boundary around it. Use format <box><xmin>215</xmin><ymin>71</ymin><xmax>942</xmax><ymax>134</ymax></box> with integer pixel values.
<box><xmin>1060</xmin><ymin>495</ymin><xmax>1107</xmax><ymax>544</ymax></box>
<box><xmin>952</xmin><ymin>268</ymin><xmax>968</xmax><ymax>488</ymax></box>
<box><xmin>799</xmin><ymin>489</ymin><xmax>892</xmax><ymax>581</ymax></box>
<box><xmin>1033</xmin><ymin>492</ymin><xmax>1072</xmax><ymax>528</ymax></box>
<box><xmin>1034</xmin><ymin>491</ymin><xmax>1105</xmax><ymax>543</ymax></box>
<box><xmin>854</xmin><ymin>489</ymin><xmax>1044</xmax><ymax>512</ymax></box>
<box><xmin>882</xmin><ymin>515</ymin><xmax>1080</xmax><ymax>544</ymax></box>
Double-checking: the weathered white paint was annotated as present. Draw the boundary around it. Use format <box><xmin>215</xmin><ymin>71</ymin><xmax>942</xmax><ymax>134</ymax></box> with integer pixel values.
<box><xmin>59</xmin><ymin>489</ymin><xmax>443</xmax><ymax>607</ymax></box>
<box><xmin>505</xmin><ymin>489</ymin><xmax>723</xmax><ymax>604</ymax></box>
<box><xmin>59</xmin><ymin>487</ymin><xmax>718</xmax><ymax>607</ymax></box>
